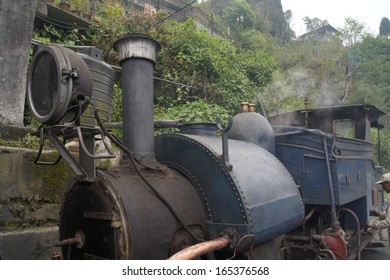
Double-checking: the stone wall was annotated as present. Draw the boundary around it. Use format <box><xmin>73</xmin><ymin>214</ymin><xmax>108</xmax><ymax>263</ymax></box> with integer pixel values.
<box><xmin>0</xmin><ymin>146</ymin><xmax>71</xmax><ymax>229</ymax></box>
<box><xmin>0</xmin><ymin>143</ymin><xmax>119</xmax><ymax>259</ymax></box>
<box><xmin>0</xmin><ymin>146</ymin><xmax>73</xmax><ymax>259</ymax></box>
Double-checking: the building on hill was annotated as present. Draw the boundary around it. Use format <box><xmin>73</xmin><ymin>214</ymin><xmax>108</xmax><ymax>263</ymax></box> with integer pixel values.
<box><xmin>299</xmin><ymin>24</ymin><xmax>338</xmax><ymax>41</ymax></box>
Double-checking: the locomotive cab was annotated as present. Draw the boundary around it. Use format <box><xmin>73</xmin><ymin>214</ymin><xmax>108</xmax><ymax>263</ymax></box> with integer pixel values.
<box><xmin>268</xmin><ymin>104</ymin><xmax>385</xmax><ymax>259</ymax></box>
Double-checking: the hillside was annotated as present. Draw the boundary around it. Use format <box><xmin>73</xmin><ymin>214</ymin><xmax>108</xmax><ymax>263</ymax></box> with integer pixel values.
<box><xmin>200</xmin><ymin>0</ymin><xmax>292</xmax><ymax>41</ymax></box>
<box><xmin>247</xmin><ymin>0</ymin><xmax>294</xmax><ymax>39</ymax></box>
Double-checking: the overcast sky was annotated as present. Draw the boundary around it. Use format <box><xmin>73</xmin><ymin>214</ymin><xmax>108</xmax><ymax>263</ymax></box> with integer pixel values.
<box><xmin>281</xmin><ymin>0</ymin><xmax>390</xmax><ymax>36</ymax></box>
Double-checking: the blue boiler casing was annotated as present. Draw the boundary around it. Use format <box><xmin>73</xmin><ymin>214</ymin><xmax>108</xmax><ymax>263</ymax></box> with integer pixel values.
<box><xmin>155</xmin><ymin>133</ymin><xmax>304</xmax><ymax>246</ymax></box>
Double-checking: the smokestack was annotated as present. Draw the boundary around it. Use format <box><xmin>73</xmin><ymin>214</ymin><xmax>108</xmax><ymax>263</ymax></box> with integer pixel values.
<box><xmin>114</xmin><ymin>34</ymin><xmax>161</xmax><ymax>161</ymax></box>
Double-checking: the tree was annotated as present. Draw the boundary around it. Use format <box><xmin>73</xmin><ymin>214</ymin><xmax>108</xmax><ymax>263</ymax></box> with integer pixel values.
<box><xmin>205</xmin><ymin>0</ymin><xmax>292</xmax><ymax>42</ymax></box>
<box><xmin>155</xmin><ymin>19</ymin><xmax>277</xmax><ymax>113</ymax></box>
<box><xmin>379</xmin><ymin>17</ymin><xmax>390</xmax><ymax>37</ymax></box>
<box><xmin>222</xmin><ymin>0</ymin><xmax>255</xmax><ymax>37</ymax></box>
<box><xmin>264</xmin><ymin>36</ymin><xmax>346</xmax><ymax>113</ymax></box>
<box><xmin>353</xmin><ymin>35</ymin><xmax>390</xmax><ymax>107</ymax></box>
<box><xmin>236</xmin><ymin>29</ymin><xmax>278</xmax><ymax>53</ymax></box>
<box><xmin>247</xmin><ymin>0</ymin><xmax>292</xmax><ymax>42</ymax></box>
<box><xmin>284</xmin><ymin>10</ymin><xmax>292</xmax><ymax>26</ymax></box>
<box><xmin>282</xmin><ymin>9</ymin><xmax>295</xmax><ymax>39</ymax></box>
<box><xmin>338</xmin><ymin>17</ymin><xmax>367</xmax><ymax>47</ymax></box>
<box><xmin>337</xmin><ymin>17</ymin><xmax>368</xmax><ymax>103</ymax></box>
<box><xmin>352</xmin><ymin>35</ymin><xmax>390</xmax><ymax>169</ymax></box>
<box><xmin>303</xmin><ymin>16</ymin><xmax>328</xmax><ymax>32</ymax></box>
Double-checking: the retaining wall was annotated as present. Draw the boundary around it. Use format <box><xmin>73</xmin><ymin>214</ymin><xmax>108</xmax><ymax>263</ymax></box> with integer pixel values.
<box><xmin>0</xmin><ymin>146</ymin><xmax>72</xmax><ymax>259</ymax></box>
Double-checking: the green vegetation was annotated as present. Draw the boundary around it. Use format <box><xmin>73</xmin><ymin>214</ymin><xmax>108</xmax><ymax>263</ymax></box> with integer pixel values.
<box><xmin>0</xmin><ymin>134</ymin><xmax>41</xmax><ymax>150</ymax></box>
<box><xmin>155</xmin><ymin>20</ymin><xmax>277</xmax><ymax>113</ymax></box>
<box><xmin>379</xmin><ymin>17</ymin><xmax>390</xmax><ymax>37</ymax></box>
<box><xmin>27</xmin><ymin>0</ymin><xmax>390</xmax><ymax>169</ymax></box>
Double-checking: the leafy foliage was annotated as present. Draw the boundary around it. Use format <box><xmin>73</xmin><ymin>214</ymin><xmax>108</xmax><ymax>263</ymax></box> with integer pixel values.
<box><xmin>155</xmin><ymin>19</ymin><xmax>276</xmax><ymax>115</ymax></box>
<box><xmin>111</xmin><ymin>84</ymin><xmax>123</xmax><ymax>122</ymax></box>
<box><xmin>236</xmin><ymin>29</ymin><xmax>278</xmax><ymax>53</ymax></box>
<box><xmin>67</xmin><ymin>0</ymin><xmax>90</xmax><ymax>13</ymax></box>
<box><xmin>263</xmin><ymin>36</ymin><xmax>346</xmax><ymax>114</ymax></box>
<box><xmin>204</xmin><ymin>0</ymin><xmax>291</xmax><ymax>42</ymax></box>
<box><xmin>89</xmin><ymin>4</ymin><xmax>169</xmax><ymax>64</ymax></box>
<box><xmin>351</xmin><ymin>35</ymin><xmax>390</xmax><ymax>108</ymax></box>
<box><xmin>155</xmin><ymin>98</ymin><xmax>229</xmax><ymax>124</ymax></box>
<box><xmin>32</xmin><ymin>23</ymin><xmax>87</xmax><ymax>45</ymax></box>
<box><xmin>303</xmin><ymin>17</ymin><xmax>328</xmax><ymax>32</ymax></box>
<box><xmin>222</xmin><ymin>0</ymin><xmax>255</xmax><ymax>34</ymax></box>
<box><xmin>379</xmin><ymin>17</ymin><xmax>390</xmax><ymax>37</ymax></box>
<box><xmin>0</xmin><ymin>134</ymin><xmax>41</xmax><ymax>150</ymax></box>
<box><xmin>338</xmin><ymin>17</ymin><xmax>368</xmax><ymax>47</ymax></box>
<box><xmin>89</xmin><ymin>3</ymin><xmax>127</xmax><ymax>64</ymax></box>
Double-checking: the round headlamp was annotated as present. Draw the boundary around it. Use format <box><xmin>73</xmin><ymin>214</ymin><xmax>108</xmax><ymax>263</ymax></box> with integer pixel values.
<box><xmin>27</xmin><ymin>44</ymin><xmax>92</xmax><ymax>125</ymax></box>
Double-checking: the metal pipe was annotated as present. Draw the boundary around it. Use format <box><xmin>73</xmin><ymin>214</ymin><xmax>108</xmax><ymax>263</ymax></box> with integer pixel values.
<box><xmin>323</xmin><ymin>137</ymin><xmax>338</xmax><ymax>229</ymax></box>
<box><xmin>274</xmin><ymin>127</ymin><xmax>325</xmax><ymax>137</ymax></box>
<box><xmin>340</xmin><ymin>208</ymin><xmax>361</xmax><ymax>259</ymax></box>
<box><xmin>47</xmin><ymin>131</ymin><xmax>88</xmax><ymax>180</ymax></box>
<box><xmin>168</xmin><ymin>235</ymin><xmax>231</xmax><ymax>260</ymax></box>
<box><xmin>99</xmin><ymin>119</ymin><xmax>187</xmax><ymax>130</ymax></box>
<box><xmin>378</xmin><ymin>127</ymin><xmax>382</xmax><ymax>167</ymax></box>
<box><xmin>303</xmin><ymin>206</ymin><xmax>320</xmax><ymax>234</ymax></box>
<box><xmin>113</xmin><ymin>34</ymin><xmax>161</xmax><ymax>161</ymax></box>
<box><xmin>78</xmin><ymin>131</ymin><xmax>96</xmax><ymax>180</ymax></box>
<box><xmin>304</xmin><ymin>206</ymin><xmax>320</xmax><ymax>224</ymax></box>
<box><xmin>319</xmin><ymin>249</ymin><xmax>337</xmax><ymax>260</ymax></box>
<box><xmin>256</xmin><ymin>94</ymin><xmax>268</xmax><ymax>120</ymax></box>
<box><xmin>216</xmin><ymin>117</ymin><xmax>233</xmax><ymax>170</ymax></box>
<box><xmin>285</xmin><ymin>235</ymin><xmax>324</xmax><ymax>243</ymax></box>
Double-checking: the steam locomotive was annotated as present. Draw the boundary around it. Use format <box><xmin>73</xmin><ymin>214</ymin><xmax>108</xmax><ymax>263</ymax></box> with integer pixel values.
<box><xmin>26</xmin><ymin>34</ymin><xmax>385</xmax><ymax>260</ymax></box>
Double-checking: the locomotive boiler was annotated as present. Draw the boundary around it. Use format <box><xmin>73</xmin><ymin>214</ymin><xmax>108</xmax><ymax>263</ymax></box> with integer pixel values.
<box><xmin>26</xmin><ymin>34</ymin><xmax>385</xmax><ymax>260</ymax></box>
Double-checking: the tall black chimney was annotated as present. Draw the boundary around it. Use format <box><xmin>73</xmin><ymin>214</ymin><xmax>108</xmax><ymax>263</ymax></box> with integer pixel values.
<box><xmin>114</xmin><ymin>34</ymin><xmax>161</xmax><ymax>161</ymax></box>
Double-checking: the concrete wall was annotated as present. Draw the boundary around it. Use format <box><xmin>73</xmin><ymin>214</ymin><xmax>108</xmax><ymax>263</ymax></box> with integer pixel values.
<box><xmin>0</xmin><ymin>146</ymin><xmax>73</xmax><ymax>259</ymax></box>
<box><xmin>0</xmin><ymin>227</ymin><xmax>59</xmax><ymax>260</ymax></box>
<box><xmin>0</xmin><ymin>144</ymin><xmax>119</xmax><ymax>259</ymax></box>
<box><xmin>0</xmin><ymin>0</ymin><xmax>39</xmax><ymax>125</ymax></box>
